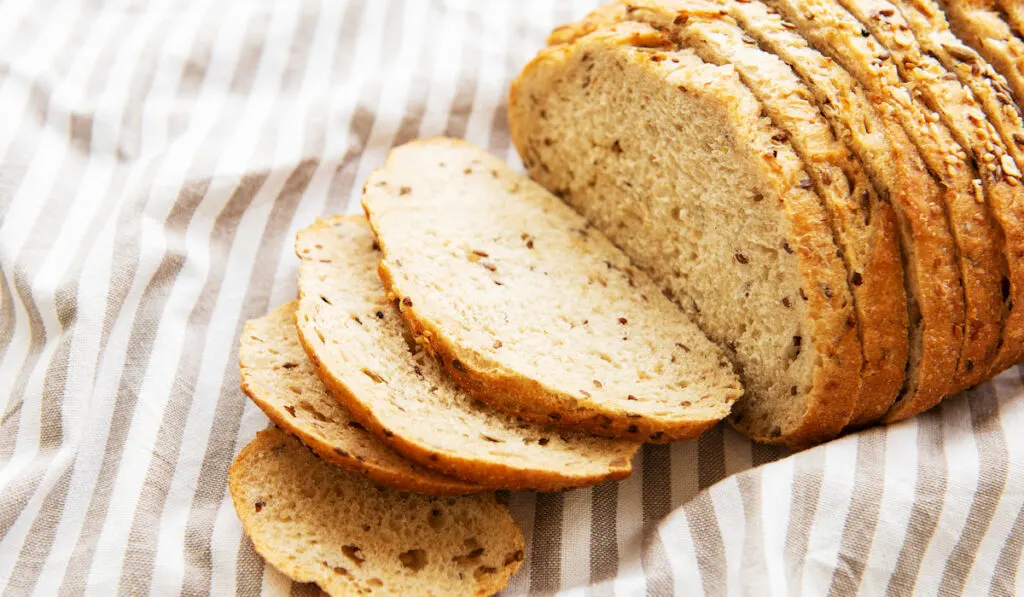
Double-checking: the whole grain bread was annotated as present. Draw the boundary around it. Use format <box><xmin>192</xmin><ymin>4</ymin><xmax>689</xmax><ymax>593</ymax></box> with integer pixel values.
<box><xmin>229</xmin><ymin>428</ymin><xmax>524</xmax><ymax>597</ymax></box>
<box><xmin>891</xmin><ymin>0</ymin><xmax>1024</xmax><ymax>376</ymax></box>
<box><xmin>361</xmin><ymin>137</ymin><xmax>750</xmax><ymax>443</ymax></box>
<box><xmin>939</xmin><ymin>0</ymin><xmax>1024</xmax><ymax>104</ymax></box>
<box><xmin>294</xmin><ymin>215</ymin><xmax>640</xmax><ymax>490</ymax></box>
<box><xmin>538</xmin><ymin>0</ymin><xmax>963</xmax><ymax>426</ymax></box>
<box><xmin>239</xmin><ymin>302</ymin><xmax>483</xmax><ymax>495</ymax></box>
<box><xmin>509</xmin><ymin>26</ymin><xmax>860</xmax><ymax>447</ymax></box>
<box><xmin>583</xmin><ymin>3</ymin><xmax>908</xmax><ymax>427</ymax></box>
<box><xmin>836</xmin><ymin>0</ymin><xmax>1022</xmax><ymax>389</ymax></box>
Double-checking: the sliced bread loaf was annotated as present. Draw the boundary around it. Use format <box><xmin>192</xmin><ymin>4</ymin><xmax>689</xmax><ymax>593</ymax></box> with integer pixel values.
<box><xmin>837</xmin><ymin>0</ymin><xmax>1022</xmax><ymax>389</ymax></box>
<box><xmin>529</xmin><ymin>1</ymin><xmax>963</xmax><ymax>426</ymax></box>
<box><xmin>240</xmin><ymin>302</ymin><xmax>483</xmax><ymax>495</ymax></box>
<box><xmin>939</xmin><ymin>0</ymin><xmax>1024</xmax><ymax>104</ymax></box>
<box><xmin>294</xmin><ymin>215</ymin><xmax>640</xmax><ymax>490</ymax></box>
<box><xmin>509</xmin><ymin>26</ymin><xmax>860</xmax><ymax>447</ymax></box>
<box><xmin>640</xmin><ymin>8</ymin><xmax>908</xmax><ymax>426</ymax></box>
<box><xmin>229</xmin><ymin>428</ymin><xmax>524</xmax><ymax>597</ymax></box>
<box><xmin>361</xmin><ymin>137</ymin><xmax>750</xmax><ymax>443</ymax></box>
<box><xmin>758</xmin><ymin>0</ymin><xmax>1004</xmax><ymax>404</ymax></box>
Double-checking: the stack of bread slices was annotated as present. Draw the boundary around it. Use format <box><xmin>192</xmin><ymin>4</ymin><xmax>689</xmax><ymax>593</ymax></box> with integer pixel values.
<box><xmin>230</xmin><ymin>1</ymin><xmax>1024</xmax><ymax>595</ymax></box>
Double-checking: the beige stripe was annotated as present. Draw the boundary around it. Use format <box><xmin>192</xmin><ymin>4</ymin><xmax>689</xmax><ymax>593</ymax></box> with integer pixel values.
<box><xmin>589</xmin><ymin>481</ymin><xmax>619</xmax><ymax>597</ymax></box>
<box><xmin>0</xmin><ymin>271</ymin><xmax>14</xmax><ymax>369</ymax></box>
<box><xmin>6</xmin><ymin>466</ymin><xmax>72</xmax><ymax>592</ymax></box>
<box><xmin>826</xmin><ymin>430</ymin><xmax>886</xmax><ymax>595</ymax></box>
<box><xmin>685</xmin><ymin>491</ymin><xmax>727</xmax><ymax>597</ymax></box>
<box><xmin>698</xmin><ymin>424</ymin><xmax>726</xmax><ymax>490</ymax></box>
<box><xmin>884</xmin><ymin>410</ymin><xmax>947</xmax><ymax>596</ymax></box>
<box><xmin>642</xmin><ymin>444</ymin><xmax>674</xmax><ymax>596</ymax></box>
<box><xmin>530</xmin><ymin>492</ymin><xmax>564</xmax><ymax>595</ymax></box>
<box><xmin>783</xmin><ymin>445</ymin><xmax>825</xmax><ymax>597</ymax></box>
<box><xmin>235</xmin><ymin>535</ymin><xmax>265</xmax><ymax>597</ymax></box>
<box><xmin>990</xmin><ymin>501</ymin><xmax>1024</xmax><ymax>597</ymax></box>
<box><xmin>939</xmin><ymin>385</ymin><xmax>1009</xmax><ymax>594</ymax></box>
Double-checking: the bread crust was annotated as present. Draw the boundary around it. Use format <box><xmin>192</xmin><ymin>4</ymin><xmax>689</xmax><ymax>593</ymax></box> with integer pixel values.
<box><xmin>940</xmin><ymin>0</ymin><xmax>1024</xmax><ymax>105</ymax></box>
<box><xmin>295</xmin><ymin>215</ymin><xmax>640</xmax><ymax>491</ymax></box>
<box><xmin>239</xmin><ymin>302</ymin><xmax>484</xmax><ymax>495</ymax></box>
<box><xmin>890</xmin><ymin>0</ymin><xmax>1024</xmax><ymax>378</ymax></box>
<box><xmin>838</xmin><ymin>0</ymin><xmax>1018</xmax><ymax>391</ymax></box>
<box><xmin>510</xmin><ymin>25</ymin><xmax>860</xmax><ymax>448</ymax></box>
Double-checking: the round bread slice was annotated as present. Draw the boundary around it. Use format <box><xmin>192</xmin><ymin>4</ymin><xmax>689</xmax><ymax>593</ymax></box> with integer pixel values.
<box><xmin>239</xmin><ymin>302</ymin><xmax>483</xmax><ymax>495</ymax></box>
<box><xmin>939</xmin><ymin>0</ymin><xmax>1024</xmax><ymax>104</ymax></box>
<box><xmin>362</xmin><ymin>135</ymin><xmax>767</xmax><ymax>443</ymax></box>
<box><xmin>294</xmin><ymin>215</ymin><xmax>640</xmax><ymax>490</ymax></box>
<box><xmin>229</xmin><ymin>427</ymin><xmax>524</xmax><ymax>597</ymax></box>
<box><xmin>508</xmin><ymin>25</ymin><xmax>860</xmax><ymax>447</ymax></box>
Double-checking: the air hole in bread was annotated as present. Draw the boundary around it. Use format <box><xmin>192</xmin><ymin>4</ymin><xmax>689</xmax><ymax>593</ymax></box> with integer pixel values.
<box><xmin>398</xmin><ymin>549</ymin><xmax>428</xmax><ymax>571</ymax></box>
<box><xmin>342</xmin><ymin>545</ymin><xmax>365</xmax><ymax>565</ymax></box>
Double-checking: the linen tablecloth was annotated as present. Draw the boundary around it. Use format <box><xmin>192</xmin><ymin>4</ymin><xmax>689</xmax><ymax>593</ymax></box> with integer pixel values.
<box><xmin>1</xmin><ymin>0</ymin><xmax>1022</xmax><ymax>594</ymax></box>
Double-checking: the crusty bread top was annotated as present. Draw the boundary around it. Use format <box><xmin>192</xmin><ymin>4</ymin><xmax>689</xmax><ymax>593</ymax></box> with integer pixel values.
<box><xmin>239</xmin><ymin>302</ymin><xmax>483</xmax><ymax>495</ymax></box>
<box><xmin>294</xmin><ymin>215</ymin><xmax>640</xmax><ymax>490</ymax></box>
<box><xmin>939</xmin><ymin>0</ymin><xmax>1024</xmax><ymax>104</ymax></box>
<box><xmin>361</xmin><ymin>138</ymin><xmax>745</xmax><ymax>442</ymax></box>
<box><xmin>229</xmin><ymin>428</ymin><xmax>524</xmax><ymax>597</ymax></box>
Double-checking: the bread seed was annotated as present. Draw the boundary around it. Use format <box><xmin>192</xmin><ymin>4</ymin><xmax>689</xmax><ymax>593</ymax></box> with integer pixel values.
<box><xmin>735</xmin><ymin>251</ymin><xmax>749</xmax><ymax>264</ymax></box>
<box><xmin>399</xmin><ymin>186</ymin><xmax>411</xmax><ymax>195</ymax></box>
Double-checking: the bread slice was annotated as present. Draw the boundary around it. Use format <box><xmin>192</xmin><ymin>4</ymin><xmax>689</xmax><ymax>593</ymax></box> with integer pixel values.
<box><xmin>532</xmin><ymin>1</ymin><xmax>963</xmax><ymax>425</ymax></box>
<box><xmin>836</xmin><ymin>0</ymin><xmax>1021</xmax><ymax>389</ymax></box>
<box><xmin>294</xmin><ymin>215</ymin><xmax>640</xmax><ymax>490</ymax></box>
<box><xmin>939</xmin><ymin>0</ymin><xmax>1024</xmax><ymax>104</ymax></box>
<box><xmin>239</xmin><ymin>302</ymin><xmax>483</xmax><ymax>495</ymax></box>
<box><xmin>888</xmin><ymin>0</ymin><xmax>1024</xmax><ymax>376</ymax></box>
<box><xmin>748</xmin><ymin>0</ymin><xmax>991</xmax><ymax>420</ymax></box>
<box><xmin>509</xmin><ymin>26</ymin><xmax>860</xmax><ymax>447</ymax></box>
<box><xmin>617</xmin><ymin>7</ymin><xmax>908</xmax><ymax>427</ymax></box>
<box><xmin>361</xmin><ymin>137</ymin><xmax>750</xmax><ymax>443</ymax></box>
<box><xmin>229</xmin><ymin>428</ymin><xmax>524</xmax><ymax>597</ymax></box>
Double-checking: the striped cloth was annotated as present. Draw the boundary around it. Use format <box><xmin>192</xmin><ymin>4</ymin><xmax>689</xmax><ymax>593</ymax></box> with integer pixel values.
<box><xmin>0</xmin><ymin>0</ymin><xmax>1021</xmax><ymax>594</ymax></box>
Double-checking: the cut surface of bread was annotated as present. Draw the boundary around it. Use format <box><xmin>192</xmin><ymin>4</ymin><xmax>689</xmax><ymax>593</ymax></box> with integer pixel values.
<box><xmin>535</xmin><ymin>0</ymin><xmax>963</xmax><ymax>426</ymax></box>
<box><xmin>996</xmin><ymin>1</ymin><xmax>1024</xmax><ymax>39</ymax></box>
<box><xmin>239</xmin><ymin>302</ymin><xmax>483</xmax><ymax>495</ymax></box>
<box><xmin>295</xmin><ymin>215</ymin><xmax>640</xmax><ymax>490</ymax></box>
<box><xmin>837</xmin><ymin>0</ymin><xmax>1020</xmax><ymax>389</ymax></box>
<box><xmin>509</xmin><ymin>26</ymin><xmax>860</xmax><ymax>447</ymax></box>
<box><xmin>229</xmin><ymin>428</ymin><xmax>524</xmax><ymax>597</ymax></box>
<box><xmin>628</xmin><ymin>6</ymin><xmax>907</xmax><ymax>427</ymax></box>
<box><xmin>940</xmin><ymin>0</ymin><xmax>1024</xmax><ymax>104</ymax></box>
<box><xmin>361</xmin><ymin>137</ymin><xmax>748</xmax><ymax>443</ymax></box>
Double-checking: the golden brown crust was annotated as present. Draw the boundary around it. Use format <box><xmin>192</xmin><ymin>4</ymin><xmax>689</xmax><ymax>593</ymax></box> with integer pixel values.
<box><xmin>838</xmin><ymin>0</ymin><xmax>1015</xmax><ymax>391</ymax></box>
<box><xmin>940</xmin><ymin>0</ymin><xmax>1024</xmax><ymax>104</ymax></box>
<box><xmin>294</xmin><ymin>215</ymin><xmax>640</xmax><ymax>491</ymax></box>
<box><xmin>511</xmin><ymin>23</ymin><xmax>860</xmax><ymax>448</ymax></box>
<box><xmin>238</xmin><ymin>302</ymin><xmax>484</xmax><ymax>496</ymax></box>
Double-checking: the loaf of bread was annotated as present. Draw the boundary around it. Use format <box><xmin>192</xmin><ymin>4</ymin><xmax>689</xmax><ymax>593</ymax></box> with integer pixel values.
<box><xmin>940</xmin><ymin>0</ymin><xmax>1024</xmax><ymax>105</ymax></box>
<box><xmin>229</xmin><ymin>428</ymin><xmax>523</xmax><ymax>597</ymax></box>
<box><xmin>294</xmin><ymin>215</ymin><xmax>641</xmax><ymax>490</ymax></box>
<box><xmin>239</xmin><ymin>302</ymin><xmax>483</xmax><ymax>495</ymax></box>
